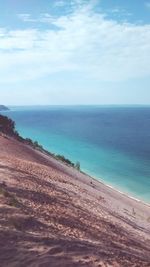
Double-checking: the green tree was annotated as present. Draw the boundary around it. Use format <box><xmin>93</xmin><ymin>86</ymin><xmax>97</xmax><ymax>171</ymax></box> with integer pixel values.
<box><xmin>75</xmin><ymin>161</ymin><xmax>80</xmax><ymax>171</ymax></box>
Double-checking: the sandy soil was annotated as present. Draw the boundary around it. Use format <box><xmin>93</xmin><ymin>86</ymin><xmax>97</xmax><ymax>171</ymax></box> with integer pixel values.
<box><xmin>0</xmin><ymin>133</ymin><xmax>150</xmax><ymax>267</ymax></box>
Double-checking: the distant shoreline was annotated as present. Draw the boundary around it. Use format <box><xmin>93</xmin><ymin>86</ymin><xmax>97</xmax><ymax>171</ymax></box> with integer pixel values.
<box><xmin>0</xmin><ymin>105</ymin><xmax>9</xmax><ymax>111</ymax></box>
<box><xmin>6</xmin><ymin>104</ymin><xmax>150</xmax><ymax>108</ymax></box>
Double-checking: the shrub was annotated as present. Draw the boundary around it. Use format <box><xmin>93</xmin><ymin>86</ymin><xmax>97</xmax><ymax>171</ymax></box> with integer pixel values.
<box><xmin>55</xmin><ymin>155</ymin><xmax>81</xmax><ymax>171</ymax></box>
<box><xmin>0</xmin><ymin>115</ymin><xmax>16</xmax><ymax>135</ymax></box>
<box><xmin>75</xmin><ymin>161</ymin><xmax>80</xmax><ymax>171</ymax></box>
<box><xmin>0</xmin><ymin>186</ymin><xmax>19</xmax><ymax>207</ymax></box>
<box><xmin>55</xmin><ymin>154</ymin><xmax>75</xmax><ymax>167</ymax></box>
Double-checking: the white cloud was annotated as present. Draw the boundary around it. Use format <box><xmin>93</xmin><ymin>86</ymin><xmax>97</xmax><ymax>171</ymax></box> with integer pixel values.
<box><xmin>18</xmin><ymin>14</ymin><xmax>36</xmax><ymax>22</ymax></box>
<box><xmin>53</xmin><ymin>0</ymin><xmax>66</xmax><ymax>7</ymax></box>
<box><xmin>18</xmin><ymin>13</ymin><xmax>55</xmax><ymax>24</ymax></box>
<box><xmin>109</xmin><ymin>7</ymin><xmax>132</xmax><ymax>18</ymax></box>
<box><xmin>0</xmin><ymin>2</ymin><xmax>150</xmax><ymax>83</ymax></box>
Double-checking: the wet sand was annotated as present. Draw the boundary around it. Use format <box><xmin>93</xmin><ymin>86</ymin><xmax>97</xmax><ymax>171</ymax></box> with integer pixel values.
<box><xmin>0</xmin><ymin>134</ymin><xmax>150</xmax><ymax>267</ymax></box>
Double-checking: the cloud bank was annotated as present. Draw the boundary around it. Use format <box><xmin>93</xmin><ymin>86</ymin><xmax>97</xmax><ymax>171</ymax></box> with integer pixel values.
<box><xmin>0</xmin><ymin>1</ymin><xmax>150</xmax><ymax>83</ymax></box>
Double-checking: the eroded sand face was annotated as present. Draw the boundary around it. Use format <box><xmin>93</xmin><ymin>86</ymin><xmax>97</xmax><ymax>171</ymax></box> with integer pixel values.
<box><xmin>0</xmin><ymin>134</ymin><xmax>150</xmax><ymax>267</ymax></box>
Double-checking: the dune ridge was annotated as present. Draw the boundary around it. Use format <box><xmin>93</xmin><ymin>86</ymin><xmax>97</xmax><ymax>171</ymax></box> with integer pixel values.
<box><xmin>0</xmin><ymin>133</ymin><xmax>150</xmax><ymax>267</ymax></box>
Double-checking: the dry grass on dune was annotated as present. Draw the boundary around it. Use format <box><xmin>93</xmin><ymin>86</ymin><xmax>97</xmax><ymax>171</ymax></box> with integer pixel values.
<box><xmin>0</xmin><ymin>134</ymin><xmax>150</xmax><ymax>267</ymax></box>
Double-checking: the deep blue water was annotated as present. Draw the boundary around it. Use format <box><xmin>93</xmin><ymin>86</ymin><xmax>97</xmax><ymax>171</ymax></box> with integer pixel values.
<box><xmin>2</xmin><ymin>106</ymin><xmax>150</xmax><ymax>203</ymax></box>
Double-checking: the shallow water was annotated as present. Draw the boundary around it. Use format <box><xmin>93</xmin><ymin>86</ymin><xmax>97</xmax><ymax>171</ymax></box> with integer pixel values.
<box><xmin>2</xmin><ymin>105</ymin><xmax>150</xmax><ymax>203</ymax></box>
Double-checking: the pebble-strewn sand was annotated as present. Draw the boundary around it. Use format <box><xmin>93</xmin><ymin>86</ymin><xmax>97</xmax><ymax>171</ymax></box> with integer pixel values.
<box><xmin>0</xmin><ymin>134</ymin><xmax>150</xmax><ymax>267</ymax></box>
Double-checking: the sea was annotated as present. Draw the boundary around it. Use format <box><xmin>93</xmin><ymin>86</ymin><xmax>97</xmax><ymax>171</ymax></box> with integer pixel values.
<box><xmin>2</xmin><ymin>105</ymin><xmax>150</xmax><ymax>203</ymax></box>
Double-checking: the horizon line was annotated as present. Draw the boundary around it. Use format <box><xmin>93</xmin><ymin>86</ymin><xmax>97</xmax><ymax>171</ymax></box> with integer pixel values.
<box><xmin>5</xmin><ymin>104</ymin><xmax>150</xmax><ymax>107</ymax></box>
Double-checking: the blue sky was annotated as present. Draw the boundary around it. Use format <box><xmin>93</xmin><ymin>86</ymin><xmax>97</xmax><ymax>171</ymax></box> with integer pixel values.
<box><xmin>0</xmin><ymin>0</ymin><xmax>150</xmax><ymax>105</ymax></box>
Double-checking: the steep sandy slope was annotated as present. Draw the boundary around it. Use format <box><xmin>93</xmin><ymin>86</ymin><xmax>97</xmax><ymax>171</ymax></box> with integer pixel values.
<box><xmin>0</xmin><ymin>134</ymin><xmax>150</xmax><ymax>267</ymax></box>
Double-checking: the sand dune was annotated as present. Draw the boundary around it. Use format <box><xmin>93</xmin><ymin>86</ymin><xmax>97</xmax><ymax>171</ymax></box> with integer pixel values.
<box><xmin>0</xmin><ymin>134</ymin><xmax>150</xmax><ymax>267</ymax></box>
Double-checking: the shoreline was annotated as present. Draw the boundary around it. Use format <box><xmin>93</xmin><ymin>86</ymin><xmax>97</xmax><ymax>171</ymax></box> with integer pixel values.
<box><xmin>2</xmin><ymin>108</ymin><xmax>150</xmax><ymax>208</ymax></box>
<box><xmin>33</xmin><ymin>143</ymin><xmax>150</xmax><ymax>234</ymax></box>
<box><xmin>25</xmin><ymin>138</ymin><xmax>150</xmax><ymax>207</ymax></box>
<box><xmin>29</xmin><ymin>141</ymin><xmax>150</xmax><ymax>208</ymax></box>
<box><xmin>37</xmin><ymin>146</ymin><xmax>150</xmax><ymax>208</ymax></box>
<box><xmin>95</xmin><ymin>176</ymin><xmax>150</xmax><ymax>207</ymax></box>
<box><xmin>36</xmin><ymin>143</ymin><xmax>150</xmax><ymax>212</ymax></box>
<box><xmin>83</xmin><ymin>170</ymin><xmax>150</xmax><ymax>207</ymax></box>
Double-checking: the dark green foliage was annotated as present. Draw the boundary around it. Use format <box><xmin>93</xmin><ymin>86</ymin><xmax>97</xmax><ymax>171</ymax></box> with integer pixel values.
<box><xmin>8</xmin><ymin>197</ymin><xmax>20</xmax><ymax>208</ymax></box>
<box><xmin>25</xmin><ymin>138</ymin><xmax>44</xmax><ymax>150</ymax></box>
<box><xmin>55</xmin><ymin>154</ymin><xmax>75</xmax><ymax>167</ymax></box>
<box><xmin>55</xmin><ymin>155</ymin><xmax>81</xmax><ymax>170</ymax></box>
<box><xmin>0</xmin><ymin>115</ymin><xmax>16</xmax><ymax>135</ymax></box>
<box><xmin>0</xmin><ymin>114</ymin><xmax>81</xmax><ymax>172</ymax></box>
<box><xmin>0</xmin><ymin>186</ymin><xmax>10</xmax><ymax>198</ymax></box>
<box><xmin>0</xmin><ymin>114</ymin><xmax>24</xmax><ymax>141</ymax></box>
<box><xmin>33</xmin><ymin>141</ymin><xmax>43</xmax><ymax>149</ymax></box>
<box><xmin>0</xmin><ymin>186</ymin><xmax>19</xmax><ymax>207</ymax></box>
<box><xmin>75</xmin><ymin>161</ymin><xmax>80</xmax><ymax>171</ymax></box>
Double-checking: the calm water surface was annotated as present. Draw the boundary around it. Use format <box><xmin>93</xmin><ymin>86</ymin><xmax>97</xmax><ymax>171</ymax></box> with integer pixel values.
<box><xmin>2</xmin><ymin>106</ymin><xmax>150</xmax><ymax>203</ymax></box>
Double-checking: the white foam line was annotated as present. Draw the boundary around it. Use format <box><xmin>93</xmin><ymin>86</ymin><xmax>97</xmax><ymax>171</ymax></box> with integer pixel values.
<box><xmin>83</xmin><ymin>169</ymin><xmax>150</xmax><ymax>207</ymax></box>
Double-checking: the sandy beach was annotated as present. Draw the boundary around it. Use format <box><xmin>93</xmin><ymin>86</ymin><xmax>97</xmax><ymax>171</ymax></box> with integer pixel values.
<box><xmin>0</xmin><ymin>133</ymin><xmax>150</xmax><ymax>267</ymax></box>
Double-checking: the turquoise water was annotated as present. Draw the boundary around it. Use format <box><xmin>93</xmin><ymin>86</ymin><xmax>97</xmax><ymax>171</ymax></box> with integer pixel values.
<box><xmin>2</xmin><ymin>106</ymin><xmax>150</xmax><ymax>203</ymax></box>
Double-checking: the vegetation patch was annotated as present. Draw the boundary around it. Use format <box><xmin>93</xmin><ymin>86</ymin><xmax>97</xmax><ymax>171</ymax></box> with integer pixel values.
<box><xmin>10</xmin><ymin>216</ymin><xmax>30</xmax><ymax>231</ymax></box>
<box><xmin>0</xmin><ymin>114</ymin><xmax>81</xmax><ymax>171</ymax></box>
<box><xmin>0</xmin><ymin>186</ymin><xmax>10</xmax><ymax>197</ymax></box>
<box><xmin>10</xmin><ymin>215</ymin><xmax>44</xmax><ymax>232</ymax></box>
<box><xmin>55</xmin><ymin>154</ymin><xmax>80</xmax><ymax>170</ymax></box>
<box><xmin>0</xmin><ymin>186</ymin><xmax>20</xmax><ymax>208</ymax></box>
<box><xmin>55</xmin><ymin>154</ymin><xmax>75</xmax><ymax>167</ymax></box>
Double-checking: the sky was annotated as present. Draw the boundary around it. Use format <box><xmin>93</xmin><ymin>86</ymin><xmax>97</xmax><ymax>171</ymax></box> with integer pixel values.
<box><xmin>0</xmin><ymin>0</ymin><xmax>150</xmax><ymax>105</ymax></box>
